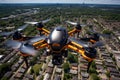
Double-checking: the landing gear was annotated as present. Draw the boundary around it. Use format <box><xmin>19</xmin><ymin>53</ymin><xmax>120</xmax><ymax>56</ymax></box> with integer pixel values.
<box><xmin>63</xmin><ymin>50</ymin><xmax>68</xmax><ymax>57</ymax></box>
<box><xmin>52</xmin><ymin>56</ymin><xmax>62</xmax><ymax>65</ymax></box>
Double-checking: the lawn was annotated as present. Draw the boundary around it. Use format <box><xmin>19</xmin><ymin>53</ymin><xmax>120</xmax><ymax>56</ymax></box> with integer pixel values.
<box><xmin>33</xmin><ymin>63</ymin><xmax>43</xmax><ymax>75</ymax></box>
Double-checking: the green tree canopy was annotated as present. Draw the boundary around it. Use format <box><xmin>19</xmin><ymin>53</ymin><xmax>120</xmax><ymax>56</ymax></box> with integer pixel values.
<box><xmin>63</xmin><ymin>62</ymin><xmax>70</xmax><ymax>73</ymax></box>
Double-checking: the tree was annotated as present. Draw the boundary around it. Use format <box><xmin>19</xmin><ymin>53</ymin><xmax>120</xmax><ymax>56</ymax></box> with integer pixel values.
<box><xmin>89</xmin><ymin>61</ymin><xmax>97</xmax><ymax>74</ymax></box>
<box><xmin>89</xmin><ymin>73</ymin><xmax>101</xmax><ymax>80</ymax></box>
<box><xmin>1</xmin><ymin>77</ymin><xmax>8</xmax><ymax>80</ymax></box>
<box><xmin>63</xmin><ymin>62</ymin><xmax>70</xmax><ymax>73</ymax></box>
<box><xmin>64</xmin><ymin>73</ymin><xmax>72</xmax><ymax>80</ymax></box>
<box><xmin>30</xmin><ymin>66</ymin><xmax>34</xmax><ymax>74</ymax></box>
<box><xmin>0</xmin><ymin>63</ymin><xmax>11</xmax><ymax>77</ymax></box>
<box><xmin>67</xmin><ymin>53</ymin><xmax>78</xmax><ymax>63</ymax></box>
<box><xmin>102</xmin><ymin>29</ymin><xmax>112</xmax><ymax>35</ymax></box>
<box><xmin>106</xmin><ymin>71</ymin><xmax>110</xmax><ymax>78</ymax></box>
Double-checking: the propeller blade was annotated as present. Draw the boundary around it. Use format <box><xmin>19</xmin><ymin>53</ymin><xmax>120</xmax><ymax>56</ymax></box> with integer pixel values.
<box><xmin>27</xmin><ymin>36</ymin><xmax>46</xmax><ymax>44</ymax></box>
<box><xmin>5</xmin><ymin>40</ymin><xmax>22</xmax><ymax>49</ymax></box>
<box><xmin>80</xmin><ymin>38</ymin><xmax>91</xmax><ymax>42</ymax></box>
<box><xmin>66</xmin><ymin>21</ymin><xmax>87</xmax><ymax>27</ymax></box>
<box><xmin>20</xmin><ymin>44</ymin><xmax>38</xmax><ymax>56</ymax></box>
<box><xmin>80</xmin><ymin>24</ymin><xmax>87</xmax><ymax>27</ymax></box>
<box><xmin>70</xmin><ymin>37</ymin><xmax>89</xmax><ymax>47</ymax></box>
<box><xmin>24</xmin><ymin>21</ymin><xmax>38</xmax><ymax>25</ymax></box>
<box><xmin>17</xmin><ymin>24</ymin><xmax>29</xmax><ymax>31</ymax></box>
<box><xmin>88</xmin><ymin>29</ymin><xmax>110</xmax><ymax>38</ymax></box>
<box><xmin>66</xmin><ymin>21</ymin><xmax>77</xmax><ymax>26</ymax></box>
<box><xmin>99</xmin><ymin>33</ymin><xmax>110</xmax><ymax>38</ymax></box>
<box><xmin>42</xmin><ymin>19</ymin><xmax>51</xmax><ymax>24</ymax></box>
<box><xmin>0</xmin><ymin>31</ymin><xmax>15</xmax><ymax>37</ymax></box>
<box><xmin>5</xmin><ymin>40</ymin><xmax>38</xmax><ymax>56</ymax></box>
<box><xmin>92</xmin><ymin>41</ymin><xmax>104</xmax><ymax>48</ymax></box>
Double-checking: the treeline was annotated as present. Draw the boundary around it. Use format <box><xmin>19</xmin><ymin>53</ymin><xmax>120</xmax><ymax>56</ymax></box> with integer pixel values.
<box><xmin>0</xmin><ymin>4</ymin><xmax>120</xmax><ymax>21</ymax></box>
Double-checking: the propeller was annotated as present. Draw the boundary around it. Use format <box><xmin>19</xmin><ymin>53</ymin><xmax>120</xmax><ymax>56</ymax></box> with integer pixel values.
<box><xmin>88</xmin><ymin>27</ymin><xmax>110</xmax><ymax>38</ymax></box>
<box><xmin>27</xmin><ymin>36</ymin><xmax>47</xmax><ymax>45</ymax></box>
<box><xmin>25</xmin><ymin>18</ymin><xmax>51</xmax><ymax>27</ymax></box>
<box><xmin>0</xmin><ymin>24</ymin><xmax>29</xmax><ymax>37</ymax></box>
<box><xmin>41</xmin><ymin>19</ymin><xmax>51</xmax><ymax>24</ymax></box>
<box><xmin>66</xmin><ymin>21</ymin><xmax>87</xmax><ymax>37</ymax></box>
<box><xmin>69</xmin><ymin>37</ymin><xmax>89</xmax><ymax>48</ymax></box>
<box><xmin>70</xmin><ymin>37</ymin><xmax>104</xmax><ymax>48</ymax></box>
<box><xmin>5</xmin><ymin>40</ymin><xmax>22</xmax><ymax>49</ymax></box>
<box><xmin>66</xmin><ymin>21</ymin><xmax>86</xmax><ymax>27</ymax></box>
<box><xmin>0</xmin><ymin>31</ymin><xmax>15</xmax><ymax>37</ymax></box>
<box><xmin>5</xmin><ymin>40</ymin><xmax>38</xmax><ymax>56</ymax></box>
<box><xmin>19</xmin><ymin>43</ymin><xmax>38</xmax><ymax>56</ymax></box>
<box><xmin>17</xmin><ymin>24</ymin><xmax>29</xmax><ymax>31</ymax></box>
<box><xmin>92</xmin><ymin>41</ymin><xmax>104</xmax><ymax>48</ymax></box>
<box><xmin>81</xmin><ymin>29</ymin><xmax>110</xmax><ymax>43</ymax></box>
<box><xmin>25</xmin><ymin>19</ymin><xmax>51</xmax><ymax>35</ymax></box>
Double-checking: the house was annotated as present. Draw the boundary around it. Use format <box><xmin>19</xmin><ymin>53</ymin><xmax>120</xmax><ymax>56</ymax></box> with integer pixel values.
<box><xmin>24</xmin><ymin>74</ymin><xmax>34</xmax><ymax>80</ymax></box>
<box><xmin>18</xmin><ymin>59</ymin><xmax>24</xmax><ymax>64</ymax></box>
<box><xmin>54</xmin><ymin>75</ymin><xmax>61</xmax><ymax>80</ymax></box>
<box><xmin>81</xmin><ymin>72</ymin><xmax>89</xmax><ymax>78</ymax></box>
<box><xmin>98</xmin><ymin>73</ymin><xmax>108</xmax><ymax>80</ymax></box>
<box><xmin>105</xmin><ymin>62</ymin><xmax>116</xmax><ymax>67</ymax></box>
<box><xmin>110</xmin><ymin>73</ymin><xmax>120</xmax><ymax>78</ymax></box>
<box><xmin>18</xmin><ymin>68</ymin><xmax>26</xmax><ymax>73</ymax></box>
<box><xmin>11</xmin><ymin>65</ymin><xmax>17</xmax><ymax>71</ymax></box>
<box><xmin>46</xmin><ymin>67</ymin><xmax>53</xmax><ymax>74</ymax></box>
<box><xmin>110</xmin><ymin>76</ymin><xmax>120</xmax><ymax>80</ymax></box>
<box><xmin>40</xmin><ymin>56</ymin><xmax>46</xmax><ymax>62</ymax></box>
<box><xmin>3</xmin><ymin>71</ymin><xmax>13</xmax><ymax>79</ymax></box>
<box><xmin>14</xmin><ymin>73</ymin><xmax>23</xmax><ymax>78</ymax></box>
<box><xmin>14</xmin><ymin>63</ymin><xmax>20</xmax><ymax>68</ymax></box>
<box><xmin>56</xmin><ymin>68</ymin><xmax>62</xmax><ymax>74</ymax></box>
<box><xmin>48</xmin><ymin>61</ymin><xmax>54</xmax><ymax>68</ymax></box>
<box><xmin>72</xmin><ymin>76</ymin><xmax>78</xmax><ymax>80</ymax></box>
<box><xmin>69</xmin><ymin>69</ymin><xmax>78</xmax><ymax>75</ymax></box>
<box><xmin>95</xmin><ymin>61</ymin><xmax>103</xmax><ymax>65</ymax></box>
<box><xmin>71</xmin><ymin>63</ymin><xmax>78</xmax><ymax>70</ymax></box>
<box><xmin>43</xmin><ymin>73</ymin><xmax>50</xmax><ymax>80</ymax></box>
<box><xmin>96</xmin><ymin>65</ymin><xmax>104</xmax><ymax>70</ymax></box>
<box><xmin>80</xmin><ymin>59</ymin><xmax>88</xmax><ymax>63</ymax></box>
<box><xmin>105</xmin><ymin>59</ymin><xmax>113</xmax><ymax>63</ymax></box>
<box><xmin>71</xmin><ymin>63</ymin><xmax>78</xmax><ymax>67</ymax></box>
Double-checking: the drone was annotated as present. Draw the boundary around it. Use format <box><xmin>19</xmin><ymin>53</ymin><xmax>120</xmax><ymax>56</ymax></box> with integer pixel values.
<box><xmin>0</xmin><ymin>19</ymin><xmax>104</xmax><ymax>72</ymax></box>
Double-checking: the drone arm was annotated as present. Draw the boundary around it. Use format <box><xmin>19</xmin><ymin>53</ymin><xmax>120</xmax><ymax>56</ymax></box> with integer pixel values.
<box><xmin>90</xmin><ymin>39</ymin><xmax>97</xmax><ymax>44</ymax></box>
<box><xmin>33</xmin><ymin>40</ymin><xmax>45</xmax><ymax>46</ymax></box>
<box><xmin>68</xmin><ymin>28</ymin><xmax>81</xmax><ymax>36</ymax></box>
<box><xmin>36</xmin><ymin>43</ymin><xmax>48</xmax><ymax>49</ymax></box>
<box><xmin>37</xmin><ymin>28</ymin><xmax>50</xmax><ymax>35</ymax></box>
<box><xmin>66</xmin><ymin>42</ymin><xmax>94</xmax><ymax>62</ymax></box>
<box><xmin>32</xmin><ymin>39</ymin><xmax>49</xmax><ymax>49</ymax></box>
<box><xmin>68</xmin><ymin>28</ymin><xmax>76</xmax><ymax>36</ymax></box>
